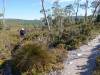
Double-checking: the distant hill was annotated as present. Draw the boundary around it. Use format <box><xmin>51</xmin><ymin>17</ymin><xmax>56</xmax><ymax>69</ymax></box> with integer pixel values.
<box><xmin>0</xmin><ymin>16</ymin><xmax>85</xmax><ymax>26</ymax></box>
<box><xmin>0</xmin><ymin>19</ymin><xmax>43</xmax><ymax>26</ymax></box>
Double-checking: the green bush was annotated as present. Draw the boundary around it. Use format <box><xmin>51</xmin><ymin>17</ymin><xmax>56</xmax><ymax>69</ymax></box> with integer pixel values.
<box><xmin>52</xmin><ymin>24</ymin><xmax>92</xmax><ymax>50</ymax></box>
<box><xmin>79</xmin><ymin>24</ymin><xmax>92</xmax><ymax>36</ymax></box>
<box><xmin>93</xmin><ymin>70</ymin><xmax>100</xmax><ymax>75</ymax></box>
<box><xmin>96</xmin><ymin>56</ymin><xmax>100</xmax><ymax>69</ymax></box>
<box><xmin>96</xmin><ymin>15</ymin><xmax>100</xmax><ymax>22</ymax></box>
<box><xmin>0</xmin><ymin>21</ymin><xmax>3</xmax><ymax>30</ymax></box>
<box><xmin>93</xmin><ymin>56</ymin><xmax>100</xmax><ymax>75</ymax></box>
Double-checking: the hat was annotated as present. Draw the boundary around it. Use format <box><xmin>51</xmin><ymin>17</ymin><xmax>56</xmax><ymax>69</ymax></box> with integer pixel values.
<box><xmin>21</xmin><ymin>28</ymin><xmax>24</xmax><ymax>30</ymax></box>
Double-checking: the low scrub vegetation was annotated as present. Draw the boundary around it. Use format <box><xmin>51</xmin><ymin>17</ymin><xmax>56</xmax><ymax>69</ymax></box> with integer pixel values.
<box><xmin>93</xmin><ymin>56</ymin><xmax>100</xmax><ymax>75</ymax></box>
<box><xmin>0</xmin><ymin>22</ymin><xmax>99</xmax><ymax>75</ymax></box>
<box><xmin>0</xmin><ymin>0</ymin><xmax>100</xmax><ymax>75</ymax></box>
<box><xmin>11</xmin><ymin>41</ymin><xmax>67</xmax><ymax>75</ymax></box>
<box><xmin>52</xmin><ymin>24</ymin><xmax>92</xmax><ymax>50</ymax></box>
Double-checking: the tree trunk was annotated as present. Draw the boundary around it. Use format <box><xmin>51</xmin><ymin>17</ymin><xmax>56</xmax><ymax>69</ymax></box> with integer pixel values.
<box><xmin>91</xmin><ymin>1</ymin><xmax>100</xmax><ymax>21</ymax></box>
<box><xmin>3</xmin><ymin>0</ymin><xmax>6</xmax><ymax>29</ymax></box>
<box><xmin>75</xmin><ymin>0</ymin><xmax>80</xmax><ymax>23</ymax></box>
<box><xmin>84</xmin><ymin>0</ymin><xmax>88</xmax><ymax>22</ymax></box>
<box><xmin>41</xmin><ymin>0</ymin><xmax>50</xmax><ymax>31</ymax></box>
<box><xmin>60</xmin><ymin>16</ymin><xmax>63</xmax><ymax>32</ymax></box>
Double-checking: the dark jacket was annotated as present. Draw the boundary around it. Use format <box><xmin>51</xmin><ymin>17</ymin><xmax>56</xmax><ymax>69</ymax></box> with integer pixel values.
<box><xmin>20</xmin><ymin>30</ymin><xmax>26</xmax><ymax>37</ymax></box>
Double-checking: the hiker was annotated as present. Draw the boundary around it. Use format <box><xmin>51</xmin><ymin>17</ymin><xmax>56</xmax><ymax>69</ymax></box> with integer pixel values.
<box><xmin>19</xmin><ymin>28</ymin><xmax>26</xmax><ymax>41</ymax></box>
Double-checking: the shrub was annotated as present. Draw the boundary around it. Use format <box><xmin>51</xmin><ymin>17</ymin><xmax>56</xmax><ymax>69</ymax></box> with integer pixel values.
<box><xmin>12</xmin><ymin>41</ymin><xmax>57</xmax><ymax>74</ymax></box>
<box><xmin>53</xmin><ymin>23</ymin><xmax>93</xmax><ymax>50</ymax></box>
<box><xmin>79</xmin><ymin>24</ymin><xmax>92</xmax><ymax>36</ymax></box>
<box><xmin>93</xmin><ymin>56</ymin><xmax>100</xmax><ymax>75</ymax></box>
<box><xmin>65</xmin><ymin>38</ymin><xmax>81</xmax><ymax>50</ymax></box>
<box><xmin>76</xmin><ymin>35</ymin><xmax>87</xmax><ymax>44</ymax></box>
<box><xmin>95</xmin><ymin>15</ymin><xmax>100</xmax><ymax>22</ymax></box>
<box><xmin>0</xmin><ymin>21</ymin><xmax>3</xmax><ymax>30</ymax></box>
<box><xmin>96</xmin><ymin>56</ymin><xmax>100</xmax><ymax>69</ymax></box>
<box><xmin>93</xmin><ymin>70</ymin><xmax>100</xmax><ymax>75</ymax></box>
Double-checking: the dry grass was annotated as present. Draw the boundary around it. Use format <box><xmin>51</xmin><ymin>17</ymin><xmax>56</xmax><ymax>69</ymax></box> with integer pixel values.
<box><xmin>0</xmin><ymin>25</ymin><xmax>25</xmax><ymax>59</ymax></box>
<box><xmin>0</xmin><ymin>25</ymin><xmax>68</xmax><ymax>75</ymax></box>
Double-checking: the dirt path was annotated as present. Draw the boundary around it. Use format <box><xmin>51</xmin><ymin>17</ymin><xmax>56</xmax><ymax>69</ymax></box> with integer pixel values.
<box><xmin>61</xmin><ymin>35</ymin><xmax>100</xmax><ymax>75</ymax></box>
<box><xmin>49</xmin><ymin>35</ymin><xmax>100</xmax><ymax>75</ymax></box>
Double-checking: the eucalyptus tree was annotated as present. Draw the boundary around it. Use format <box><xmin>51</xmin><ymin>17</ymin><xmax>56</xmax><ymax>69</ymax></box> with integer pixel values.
<box><xmin>74</xmin><ymin>0</ymin><xmax>80</xmax><ymax>23</ymax></box>
<box><xmin>96</xmin><ymin>7</ymin><xmax>100</xmax><ymax>22</ymax></box>
<box><xmin>52</xmin><ymin>1</ymin><xmax>64</xmax><ymax>32</ymax></box>
<box><xmin>0</xmin><ymin>0</ymin><xmax>5</xmax><ymax>29</ymax></box>
<box><xmin>64</xmin><ymin>4</ymin><xmax>74</xmax><ymax>23</ymax></box>
<box><xmin>0</xmin><ymin>13</ymin><xmax>3</xmax><ymax>17</ymax></box>
<box><xmin>52</xmin><ymin>0</ymin><xmax>61</xmax><ymax>26</ymax></box>
<box><xmin>85</xmin><ymin>0</ymin><xmax>88</xmax><ymax>21</ymax></box>
<box><xmin>52</xmin><ymin>1</ymin><xmax>61</xmax><ymax>19</ymax></box>
<box><xmin>0</xmin><ymin>18</ymin><xmax>3</xmax><ymax>29</ymax></box>
<box><xmin>40</xmin><ymin>0</ymin><xmax>50</xmax><ymax>31</ymax></box>
<box><xmin>2</xmin><ymin>0</ymin><xmax>6</xmax><ymax>29</ymax></box>
<box><xmin>80</xmin><ymin>0</ymin><xmax>89</xmax><ymax>22</ymax></box>
<box><xmin>91</xmin><ymin>0</ymin><xmax>100</xmax><ymax>21</ymax></box>
<box><xmin>47</xmin><ymin>14</ymin><xmax>53</xmax><ymax>27</ymax></box>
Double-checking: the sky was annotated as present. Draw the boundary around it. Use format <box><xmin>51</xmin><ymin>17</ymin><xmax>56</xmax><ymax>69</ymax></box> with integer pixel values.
<box><xmin>0</xmin><ymin>0</ymin><xmax>93</xmax><ymax>20</ymax></box>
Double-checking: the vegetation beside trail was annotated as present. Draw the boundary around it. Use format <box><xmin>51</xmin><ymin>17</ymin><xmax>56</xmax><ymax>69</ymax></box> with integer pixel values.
<box><xmin>0</xmin><ymin>19</ymin><xmax>100</xmax><ymax>75</ymax></box>
<box><xmin>0</xmin><ymin>24</ymin><xmax>68</xmax><ymax>75</ymax></box>
<box><xmin>0</xmin><ymin>16</ymin><xmax>100</xmax><ymax>75</ymax></box>
<box><xmin>93</xmin><ymin>56</ymin><xmax>100</xmax><ymax>75</ymax></box>
<box><xmin>0</xmin><ymin>0</ymin><xmax>100</xmax><ymax>75</ymax></box>
<box><xmin>0</xmin><ymin>22</ymin><xmax>99</xmax><ymax>75</ymax></box>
